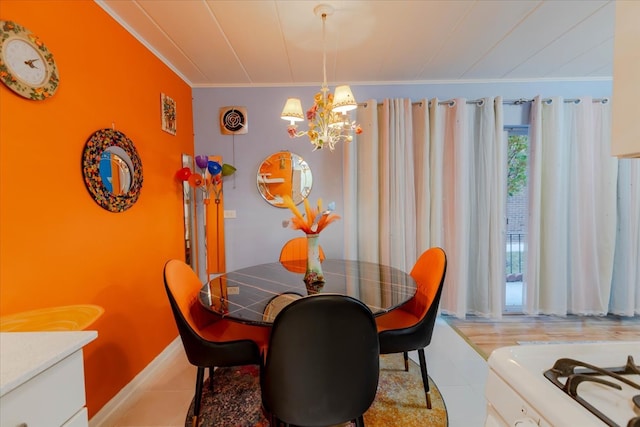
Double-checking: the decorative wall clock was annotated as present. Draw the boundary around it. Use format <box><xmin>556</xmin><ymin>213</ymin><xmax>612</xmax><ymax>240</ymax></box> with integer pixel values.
<box><xmin>219</xmin><ymin>106</ymin><xmax>248</xmax><ymax>135</ymax></box>
<box><xmin>0</xmin><ymin>20</ymin><xmax>59</xmax><ymax>100</ymax></box>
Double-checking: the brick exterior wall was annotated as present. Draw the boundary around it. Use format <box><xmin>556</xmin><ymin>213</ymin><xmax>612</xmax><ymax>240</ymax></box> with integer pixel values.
<box><xmin>507</xmin><ymin>191</ymin><xmax>527</xmax><ymax>234</ymax></box>
<box><xmin>506</xmin><ymin>188</ymin><xmax>528</xmax><ymax>282</ymax></box>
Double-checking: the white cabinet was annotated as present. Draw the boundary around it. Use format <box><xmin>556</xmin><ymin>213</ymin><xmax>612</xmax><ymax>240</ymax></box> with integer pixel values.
<box><xmin>611</xmin><ymin>0</ymin><xmax>640</xmax><ymax>158</ymax></box>
<box><xmin>64</xmin><ymin>408</ymin><xmax>89</xmax><ymax>427</ymax></box>
<box><xmin>0</xmin><ymin>331</ymin><xmax>97</xmax><ymax>427</ymax></box>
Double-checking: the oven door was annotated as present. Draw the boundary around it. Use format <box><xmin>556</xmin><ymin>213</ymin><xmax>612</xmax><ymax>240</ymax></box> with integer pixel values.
<box><xmin>484</xmin><ymin>369</ymin><xmax>552</xmax><ymax>427</ymax></box>
<box><xmin>485</xmin><ymin>403</ymin><xmax>508</xmax><ymax>427</ymax></box>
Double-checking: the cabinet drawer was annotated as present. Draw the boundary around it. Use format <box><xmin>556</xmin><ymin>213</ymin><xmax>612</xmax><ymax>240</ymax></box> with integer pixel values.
<box><xmin>0</xmin><ymin>350</ymin><xmax>85</xmax><ymax>427</ymax></box>
<box><xmin>62</xmin><ymin>407</ymin><xmax>88</xmax><ymax>427</ymax></box>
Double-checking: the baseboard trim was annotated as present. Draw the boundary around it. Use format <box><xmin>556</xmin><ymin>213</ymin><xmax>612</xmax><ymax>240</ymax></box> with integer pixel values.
<box><xmin>88</xmin><ymin>336</ymin><xmax>183</xmax><ymax>427</ymax></box>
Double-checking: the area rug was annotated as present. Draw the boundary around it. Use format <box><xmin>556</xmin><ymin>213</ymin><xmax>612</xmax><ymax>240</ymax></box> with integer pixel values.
<box><xmin>185</xmin><ymin>354</ymin><xmax>448</xmax><ymax>426</ymax></box>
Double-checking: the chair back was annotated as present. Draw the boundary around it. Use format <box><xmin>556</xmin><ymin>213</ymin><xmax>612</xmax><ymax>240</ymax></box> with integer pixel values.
<box><xmin>399</xmin><ymin>247</ymin><xmax>447</xmax><ymax>347</ymax></box>
<box><xmin>279</xmin><ymin>236</ymin><xmax>326</xmax><ymax>262</ymax></box>
<box><xmin>262</xmin><ymin>294</ymin><xmax>380</xmax><ymax>426</ymax></box>
<box><xmin>407</xmin><ymin>247</ymin><xmax>447</xmax><ymax>317</ymax></box>
<box><xmin>164</xmin><ymin>259</ymin><xmax>216</xmax><ymax>332</ymax></box>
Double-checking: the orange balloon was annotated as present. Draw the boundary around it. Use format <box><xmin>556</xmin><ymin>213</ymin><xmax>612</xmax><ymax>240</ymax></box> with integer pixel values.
<box><xmin>188</xmin><ymin>173</ymin><xmax>203</xmax><ymax>187</ymax></box>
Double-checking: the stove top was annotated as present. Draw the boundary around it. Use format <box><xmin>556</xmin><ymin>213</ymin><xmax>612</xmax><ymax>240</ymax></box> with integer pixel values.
<box><xmin>544</xmin><ymin>355</ymin><xmax>639</xmax><ymax>426</ymax></box>
<box><xmin>487</xmin><ymin>341</ymin><xmax>640</xmax><ymax>427</ymax></box>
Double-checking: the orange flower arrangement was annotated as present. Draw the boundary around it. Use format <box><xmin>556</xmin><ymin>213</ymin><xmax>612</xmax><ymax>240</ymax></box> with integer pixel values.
<box><xmin>282</xmin><ymin>195</ymin><xmax>340</xmax><ymax>235</ymax></box>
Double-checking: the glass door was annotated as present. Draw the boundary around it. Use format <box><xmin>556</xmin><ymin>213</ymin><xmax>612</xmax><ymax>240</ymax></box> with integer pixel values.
<box><xmin>504</xmin><ymin>126</ymin><xmax>529</xmax><ymax>313</ymax></box>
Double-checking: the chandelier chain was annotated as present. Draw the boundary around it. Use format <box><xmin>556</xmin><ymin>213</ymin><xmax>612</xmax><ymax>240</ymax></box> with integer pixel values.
<box><xmin>322</xmin><ymin>13</ymin><xmax>327</xmax><ymax>90</ymax></box>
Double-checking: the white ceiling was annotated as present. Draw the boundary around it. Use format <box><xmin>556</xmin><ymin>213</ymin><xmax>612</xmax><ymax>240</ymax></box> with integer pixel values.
<box><xmin>96</xmin><ymin>0</ymin><xmax>615</xmax><ymax>88</ymax></box>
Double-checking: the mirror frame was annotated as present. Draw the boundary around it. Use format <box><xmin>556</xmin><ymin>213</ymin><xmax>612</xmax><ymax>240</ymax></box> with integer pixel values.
<box><xmin>82</xmin><ymin>128</ymin><xmax>143</xmax><ymax>212</ymax></box>
<box><xmin>257</xmin><ymin>151</ymin><xmax>312</xmax><ymax>208</ymax></box>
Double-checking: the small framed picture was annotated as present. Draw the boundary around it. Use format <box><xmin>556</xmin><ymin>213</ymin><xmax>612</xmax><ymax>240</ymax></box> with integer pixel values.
<box><xmin>161</xmin><ymin>93</ymin><xmax>177</xmax><ymax>135</ymax></box>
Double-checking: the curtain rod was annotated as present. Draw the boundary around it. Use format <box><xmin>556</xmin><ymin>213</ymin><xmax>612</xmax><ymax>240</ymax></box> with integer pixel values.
<box><xmin>360</xmin><ymin>97</ymin><xmax>609</xmax><ymax>108</ymax></box>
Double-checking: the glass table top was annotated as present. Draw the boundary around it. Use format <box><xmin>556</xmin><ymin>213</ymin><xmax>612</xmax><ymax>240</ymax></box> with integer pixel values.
<box><xmin>199</xmin><ymin>259</ymin><xmax>417</xmax><ymax>326</ymax></box>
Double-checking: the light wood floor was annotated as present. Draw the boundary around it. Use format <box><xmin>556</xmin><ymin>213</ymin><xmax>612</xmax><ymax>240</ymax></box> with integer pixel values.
<box><xmin>443</xmin><ymin>314</ymin><xmax>640</xmax><ymax>360</ymax></box>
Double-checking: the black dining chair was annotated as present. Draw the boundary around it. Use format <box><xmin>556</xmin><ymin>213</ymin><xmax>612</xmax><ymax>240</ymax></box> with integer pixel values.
<box><xmin>261</xmin><ymin>294</ymin><xmax>380</xmax><ymax>427</ymax></box>
<box><xmin>375</xmin><ymin>247</ymin><xmax>447</xmax><ymax>409</ymax></box>
<box><xmin>163</xmin><ymin>259</ymin><xmax>270</xmax><ymax>427</ymax></box>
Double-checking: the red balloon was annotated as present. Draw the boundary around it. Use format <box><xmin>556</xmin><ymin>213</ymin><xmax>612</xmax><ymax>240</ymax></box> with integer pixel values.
<box><xmin>175</xmin><ymin>167</ymin><xmax>192</xmax><ymax>181</ymax></box>
<box><xmin>188</xmin><ymin>173</ymin><xmax>204</xmax><ymax>187</ymax></box>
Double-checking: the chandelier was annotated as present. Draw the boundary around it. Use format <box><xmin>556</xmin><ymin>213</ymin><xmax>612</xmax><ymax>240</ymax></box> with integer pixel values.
<box><xmin>281</xmin><ymin>4</ymin><xmax>362</xmax><ymax>151</ymax></box>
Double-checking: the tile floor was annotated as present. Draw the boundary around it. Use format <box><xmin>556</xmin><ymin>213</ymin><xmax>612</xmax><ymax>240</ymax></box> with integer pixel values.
<box><xmin>95</xmin><ymin>317</ymin><xmax>488</xmax><ymax>427</ymax></box>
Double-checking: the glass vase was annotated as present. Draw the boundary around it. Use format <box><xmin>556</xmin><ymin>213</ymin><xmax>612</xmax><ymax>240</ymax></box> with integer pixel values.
<box><xmin>304</xmin><ymin>233</ymin><xmax>325</xmax><ymax>293</ymax></box>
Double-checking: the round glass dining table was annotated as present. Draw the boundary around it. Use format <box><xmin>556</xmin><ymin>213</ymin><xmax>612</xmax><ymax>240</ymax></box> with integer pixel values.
<box><xmin>199</xmin><ymin>259</ymin><xmax>417</xmax><ymax>326</ymax></box>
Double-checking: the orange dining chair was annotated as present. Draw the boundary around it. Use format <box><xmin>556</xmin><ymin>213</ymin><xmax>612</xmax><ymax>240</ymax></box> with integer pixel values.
<box><xmin>375</xmin><ymin>247</ymin><xmax>447</xmax><ymax>409</ymax></box>
<box><xmin>279</xmin><ymin>236</ymin><xmax>326</xmax><ymax>262</ymax></box>
<box><xmin>279</xmin><ymin>237</ymin><xmax>326</xmax><ymax>273</ymax></box>
<box><xmin>163</xmin><ymin>259</ymin><xmax>270</xmax><ymax>427</ymax></box>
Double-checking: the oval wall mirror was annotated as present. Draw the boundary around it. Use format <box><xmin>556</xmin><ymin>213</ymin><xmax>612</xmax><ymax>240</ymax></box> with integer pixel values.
<box><xmin>82</xmin><ymin>128</ymin><xmax>143</xmax><ymax>212</ymax></box>
<box><xmin>257</xmin><ymin>151</ymin><xmax>312</xmax><ymax>207</ymax></box>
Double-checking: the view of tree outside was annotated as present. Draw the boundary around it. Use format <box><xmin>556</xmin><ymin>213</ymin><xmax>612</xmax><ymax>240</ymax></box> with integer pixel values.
<box><xmin>507</xmin><ymin>134</ymin><xmax>528</xmax><ymax>197</ymax></box>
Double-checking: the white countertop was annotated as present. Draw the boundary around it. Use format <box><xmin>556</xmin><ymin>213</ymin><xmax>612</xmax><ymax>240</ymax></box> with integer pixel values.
<box><xmin>0</xmin><ymin>331</ymin><xmax>98</xmax><ymax>397</ymax></box>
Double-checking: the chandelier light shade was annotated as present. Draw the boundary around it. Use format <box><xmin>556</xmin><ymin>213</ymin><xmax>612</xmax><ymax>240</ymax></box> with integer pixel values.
<box><xmin>281</xmin><ymin>98</ymin><xmax>305</xmax><ymax>124</ymax></box>
<box><xmin>332</xmin><ymin>85</ymin><xmax>358</xmax><ymax>113</ymax></box>
<box><xmin>281</xmin><ymin>4</ymin><xmax>362</xmax><ymax>151</ymax></box>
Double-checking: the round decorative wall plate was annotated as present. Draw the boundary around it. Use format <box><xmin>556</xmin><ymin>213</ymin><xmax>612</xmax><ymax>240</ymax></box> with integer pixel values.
<box><xmin>0</xmin><ymin>20</ymin><xmax>59</xmax><ymax>100</ymax></box>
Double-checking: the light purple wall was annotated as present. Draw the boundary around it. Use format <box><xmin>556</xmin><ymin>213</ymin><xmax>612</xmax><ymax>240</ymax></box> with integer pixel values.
<box><xmin>193</xmin><ymin>79</ymin><xmax>612</xmax><ymax>271</ymax></box>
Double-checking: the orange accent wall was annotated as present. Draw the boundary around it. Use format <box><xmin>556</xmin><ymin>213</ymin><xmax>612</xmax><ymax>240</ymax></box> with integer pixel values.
<box><xmin>0</xmin><ymin>1</ymin><xmax>193</xmax><ymax>417</ymax></box>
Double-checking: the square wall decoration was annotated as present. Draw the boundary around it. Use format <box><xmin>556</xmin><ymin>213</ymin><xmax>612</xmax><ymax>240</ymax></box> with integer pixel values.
<box><xmin>161</xmin><ymin>93</ymin><xmax>177</xmax><ymax>135</ymax></box>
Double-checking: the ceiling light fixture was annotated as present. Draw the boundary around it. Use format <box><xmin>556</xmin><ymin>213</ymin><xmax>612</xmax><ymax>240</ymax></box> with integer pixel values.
<box><xmin>281</xmin><ymin>4</ymin><xmax>362</xmax><ymax>151</ymax></box>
